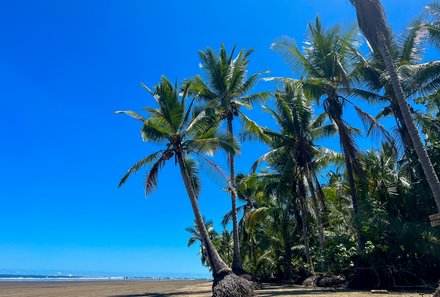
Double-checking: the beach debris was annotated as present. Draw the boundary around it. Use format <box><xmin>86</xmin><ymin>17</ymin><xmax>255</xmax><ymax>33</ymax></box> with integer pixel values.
<box><xmin>371</xmin><ymin>289</ymin><xmax>389</xmax><ymax>294</ymax></box>
<box><xmin>303</xmin><ymin>276</ymin><xmax>319</xmax><ymax>287</ymax></box>
<box><xmin>317</xmin><ymin>275</ymin><xmax>346</xmax><ymax>287</ymax></box>
<box><xmin>302</xmin><ymin>275</ymin><xmax>346</xmax><ymax>287</ymax></box>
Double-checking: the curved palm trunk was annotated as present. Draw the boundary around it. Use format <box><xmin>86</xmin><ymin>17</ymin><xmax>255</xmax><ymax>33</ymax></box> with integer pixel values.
<box><xmin>390</xmin><ymin>100</ymin><xmax>424</xmax><ymax>180</ymax></box>
<box><xmin>391</xmin><ymin>100</ymin><xmax>414</xmax><ymax>155</ymax></box>
<box><xmin>351</xmin><ymin>0</ymin><xmax>440</xmax><ymax>213</ymax></box>
<box><xmin>379</xmin><ymin>43</ymin><xmax>440</xmax><ymax>212</ymax></box>
<box><xmin>227</xmin><ymin>118</ymin><xmax>244</xmax><ymax>274</ymax></box>
<box><xmin>177</xmin><ymin>153</ymin><xmax>231</xmax><ymax>277</ymax></box>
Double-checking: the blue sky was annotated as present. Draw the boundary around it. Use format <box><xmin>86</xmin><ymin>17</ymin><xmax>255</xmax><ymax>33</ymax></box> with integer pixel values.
<box><xmin>0</xmin><ymin>0</ymin><xmax>436</xmax><ymax>277</ymax></box>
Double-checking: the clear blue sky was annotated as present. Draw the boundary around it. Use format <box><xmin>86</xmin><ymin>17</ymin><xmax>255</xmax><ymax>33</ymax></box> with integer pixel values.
<box><xmin>0</xmin><ymin>0</ymin><xmax>436</xmax><ymax>277</ymax></box>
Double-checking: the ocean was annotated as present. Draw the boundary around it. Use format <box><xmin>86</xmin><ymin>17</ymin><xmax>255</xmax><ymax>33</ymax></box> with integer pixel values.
<box><xmin>0</xmin><ymin>273</ymin><xmax>211</xmax><ymax>282</ymax></box>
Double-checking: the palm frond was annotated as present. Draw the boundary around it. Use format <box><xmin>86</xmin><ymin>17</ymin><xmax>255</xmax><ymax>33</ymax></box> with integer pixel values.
<box><xmin>240</xmin><ymin>92</ymin><xmax>272</xmax><ymax>107</ymax></box>
<box><xmin>183</xmin><ymin>156</ymin><xmax>201</xmax><ymax>197</ymax></box>
<box><xmin>398</xmin><ymin>19</ymin><xmax>427</xmax><ymax>64</ymax></box>
<box><xmin>145</xmin><ymin>153</ymin><xmax>170</xmax><ymax>195</ymax></box>
<box><xmin>342</xmin><ymin>88</ymin><xmax>387</xmax><ymax>104</ymax></box>
<box><xmin>141</xmin><ymin>119</ymin><xmax>170</xmax><ymax>143</ymax></box>
<box><xmin>239</xmin><ymin>110</ymin><xmax>270</xmax><ymax>143</ymax></box>
<box><xmin>271</xmin><ymin>36</ymin><xmax>321</xmax><ymax>77</ymax></box>
<box><xmin>311</xmin><ymin>123</ymin><xmax>338</xmax><ymax>141</ymax></box>
<box><xmin>251</xmin><ymin>147</ymin><xmax>287</xmax><ymax>173</ymax></box>
<box><xmin>310</xmin><ymin>112</ymin><xmax>328</xmax><ymax>129</ymax></box>
<box><xmin>115</xmin><ymin>110</ymin><xmax>147</xmax><ymax>122</ymax></box>
<box><xmin>375</xmin><ymin>105</ymin><xmax>394</xmax><ymax>120</ymax></box>
<box><xmin>119</xmin><ymin>150</ymin><xmax>166</xmax><ymax>188</ymax></box>
<box><xmin>184</xmin><ymin>110</ymin><xmax>220</xmax><ymax>137</ymax></box>
<box><xmin>353</xmin><ymin>105</ymin><xmax>396</xmax><ymax>148</ymax></box>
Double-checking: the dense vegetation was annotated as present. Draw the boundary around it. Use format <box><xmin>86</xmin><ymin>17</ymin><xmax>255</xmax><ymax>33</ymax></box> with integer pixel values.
<box><xmin>118</xmin><ymin>0</ymin><xmax>440</xmax><ymax>294</ymax></box>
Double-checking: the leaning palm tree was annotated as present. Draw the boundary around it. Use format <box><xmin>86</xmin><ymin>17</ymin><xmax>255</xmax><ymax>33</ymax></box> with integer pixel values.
<box><xmin>117</xmin><ymin>76</ymin><xmax>254</xmax><ymax>296</ymax></box>
<box><xmin>349</xmin><ymin>0</ymin><xmax>440</xmax><ymax>212</ymax></box>
<box><xmin>352</xmin><ymin>19</ymin><xmax>440</xmax><ymax>177</ymax></box>
<box><xmin>187</xmin><ymin>44</ymin><xmax>270</xmax><ymax>274</ymax></box>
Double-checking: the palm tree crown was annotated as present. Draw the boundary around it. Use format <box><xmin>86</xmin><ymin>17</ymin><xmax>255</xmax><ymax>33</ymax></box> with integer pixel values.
<box><xmin>117</xmin><ymin>76</ymin><xmax>237</xmax><ymax>277</ymax></box>
<box><xmin>117</xmin><ymin>76</ymin><xmax>236</xmax><ymax>194</ymax></box>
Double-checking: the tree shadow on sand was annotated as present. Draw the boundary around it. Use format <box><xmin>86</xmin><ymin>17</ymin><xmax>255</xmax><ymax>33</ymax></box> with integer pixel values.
<box><xmin>110</xmin><ymin>289</ymin><xmax>211</xmax><ymax>297</ymax></box>
<box><xmin>257</xmin><ymin>285</ymin><xmax>360</xmax><ymax>297</ymax></box>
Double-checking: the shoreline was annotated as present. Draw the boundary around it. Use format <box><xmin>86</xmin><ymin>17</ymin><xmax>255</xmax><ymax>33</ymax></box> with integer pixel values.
<box><xmin>0</xmin><ymin>277</ymin><xmax>211</xmax><ymax>282</ymax></box>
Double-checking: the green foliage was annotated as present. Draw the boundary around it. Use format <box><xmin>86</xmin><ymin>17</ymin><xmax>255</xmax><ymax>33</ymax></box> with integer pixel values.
<box><xmin>118</xmin><ymin>3</ymin><xmax>440</xmax><ymax>288</ymax></box>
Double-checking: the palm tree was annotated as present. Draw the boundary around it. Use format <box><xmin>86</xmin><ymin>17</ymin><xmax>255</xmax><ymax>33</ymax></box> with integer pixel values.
<box><xmin>349</xmin><ymin>0</ymin><xmax>440</xmax><ymax>212</ymax></box>
<box><xmin>187</xmin><ymin>44</ymin><xmax>270</xmax><ymax>273</ymax></box>
<box><xmin>243</xmin><ymin>172</ymin><xmax>300</xmax><ymax>279</ymax></box>
<box><xmin>222</xmin><ymin>173</ymin><xmax>273</xmax><ymax>274</ymax></box>
<box><xmin>186</xmin><ymin>218</ymin><xmax>218</xmax><ymax>269</ymax></box>
<box><xmin>271</xmin><ymin>17</ymin><xmax>373</xmax><ymax>249</ymax></box>
<box><xmin>116</xmin><ymin>77</ymin><xmax>254</xmax><ymax>296</ymax></box>
<box><xmin>214</xmin><ymin>229</ymin><xmax>234</xmax><ymax>266</ymax></box>
<box><xmin>352</xmin><ymin>19</ymin><xmax>440</xmax><ymax>178</ymax></box>
<box><xmin>251</xmin><ymin>83</ymin><xmax>343</xmax><ymax>273</ymax></box>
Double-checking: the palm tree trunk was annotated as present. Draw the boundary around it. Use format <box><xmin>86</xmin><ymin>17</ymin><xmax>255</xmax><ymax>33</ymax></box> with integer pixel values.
<box><xmin>350</xmin><ymin>0</ymin><xmax>440</xmax><ymax>212</ymax></box>
<box><xmin>334</xmin><ymin>119</ymin><xmax>366</xmax><ymax>250</ymax></box>
<box><xmin>379</xmin><ymin>43</ymin><xmax>440</xmax><ymax>212</ymax></box>
<box><xmin>227</xmin><ymin>118</ymin><xmax>244</xmax><ymax>273</ymax></box>
<box><xmin>282</xmin><ymin>216</ymin><xmax>293</xmax><ymax>280</ymax></box>
<box><xmin>306</xmin><ymin>165</ymin><xmax>325</xmax><ymax>252</ymax></box>
<box><xmin>344</xmin><ymin>152</ymin><xmax>366</xmax><ymax>250</ymax></box>
<box><xmin>177</xmin><ymin>153</ymin><xmax>231</xmax><ymax>277</ymax></box>
<box><xmin>314</xmin><ymin>174</ymin><xmax>328</xmax><ymax>221</ymax></box>
<box><xmin>391</xmin><ymin>100</ymin><xmax>424</xmax><ymax>181</ymax></box>
<box><xmin>307</xmin><ymin>177</ymin><xmax>326</xmax><ymax>252</ymax></box>
<box><xmin>297</xmin><ymin>177</ymin><xmax>314</xmax><ymax>273</ymax></box>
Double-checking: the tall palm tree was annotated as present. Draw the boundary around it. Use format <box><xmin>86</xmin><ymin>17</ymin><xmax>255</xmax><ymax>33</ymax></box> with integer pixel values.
<box><xmin>116</xmin><ymin>77</ymin><xmax>255</xmax><ymax>296</ymax></box>
<box><xmin>350</xmin><ymin>0</ymin><xmax>440</xmax><ymax>212</ymax></box>
<box><xmin>188</xmin><ymin>44</ymin><xmax>270</xmax><ymax>273</ymax></box>
<box><xmin>251</xmin><ymin>83</ymin><xmax>342</xmax><ymax>272</ymax></box>
<box><xmin>271</xmin><ymin>17</ymin><xmax>374</xmax><ymax>249</ymax></box>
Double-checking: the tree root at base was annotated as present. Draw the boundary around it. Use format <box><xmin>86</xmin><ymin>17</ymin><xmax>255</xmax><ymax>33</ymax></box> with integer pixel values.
<box><xmin>212</xmin><ymin>272</ymin><xmax>255</xmax><ymax>297</ymax></box>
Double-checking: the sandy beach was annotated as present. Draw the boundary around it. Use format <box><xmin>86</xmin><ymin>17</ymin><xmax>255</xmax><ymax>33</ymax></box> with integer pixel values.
<box><xmin>0</xmin><ymin>280</ymin><xmax>433</xmax><ymax>297</ymax></box>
